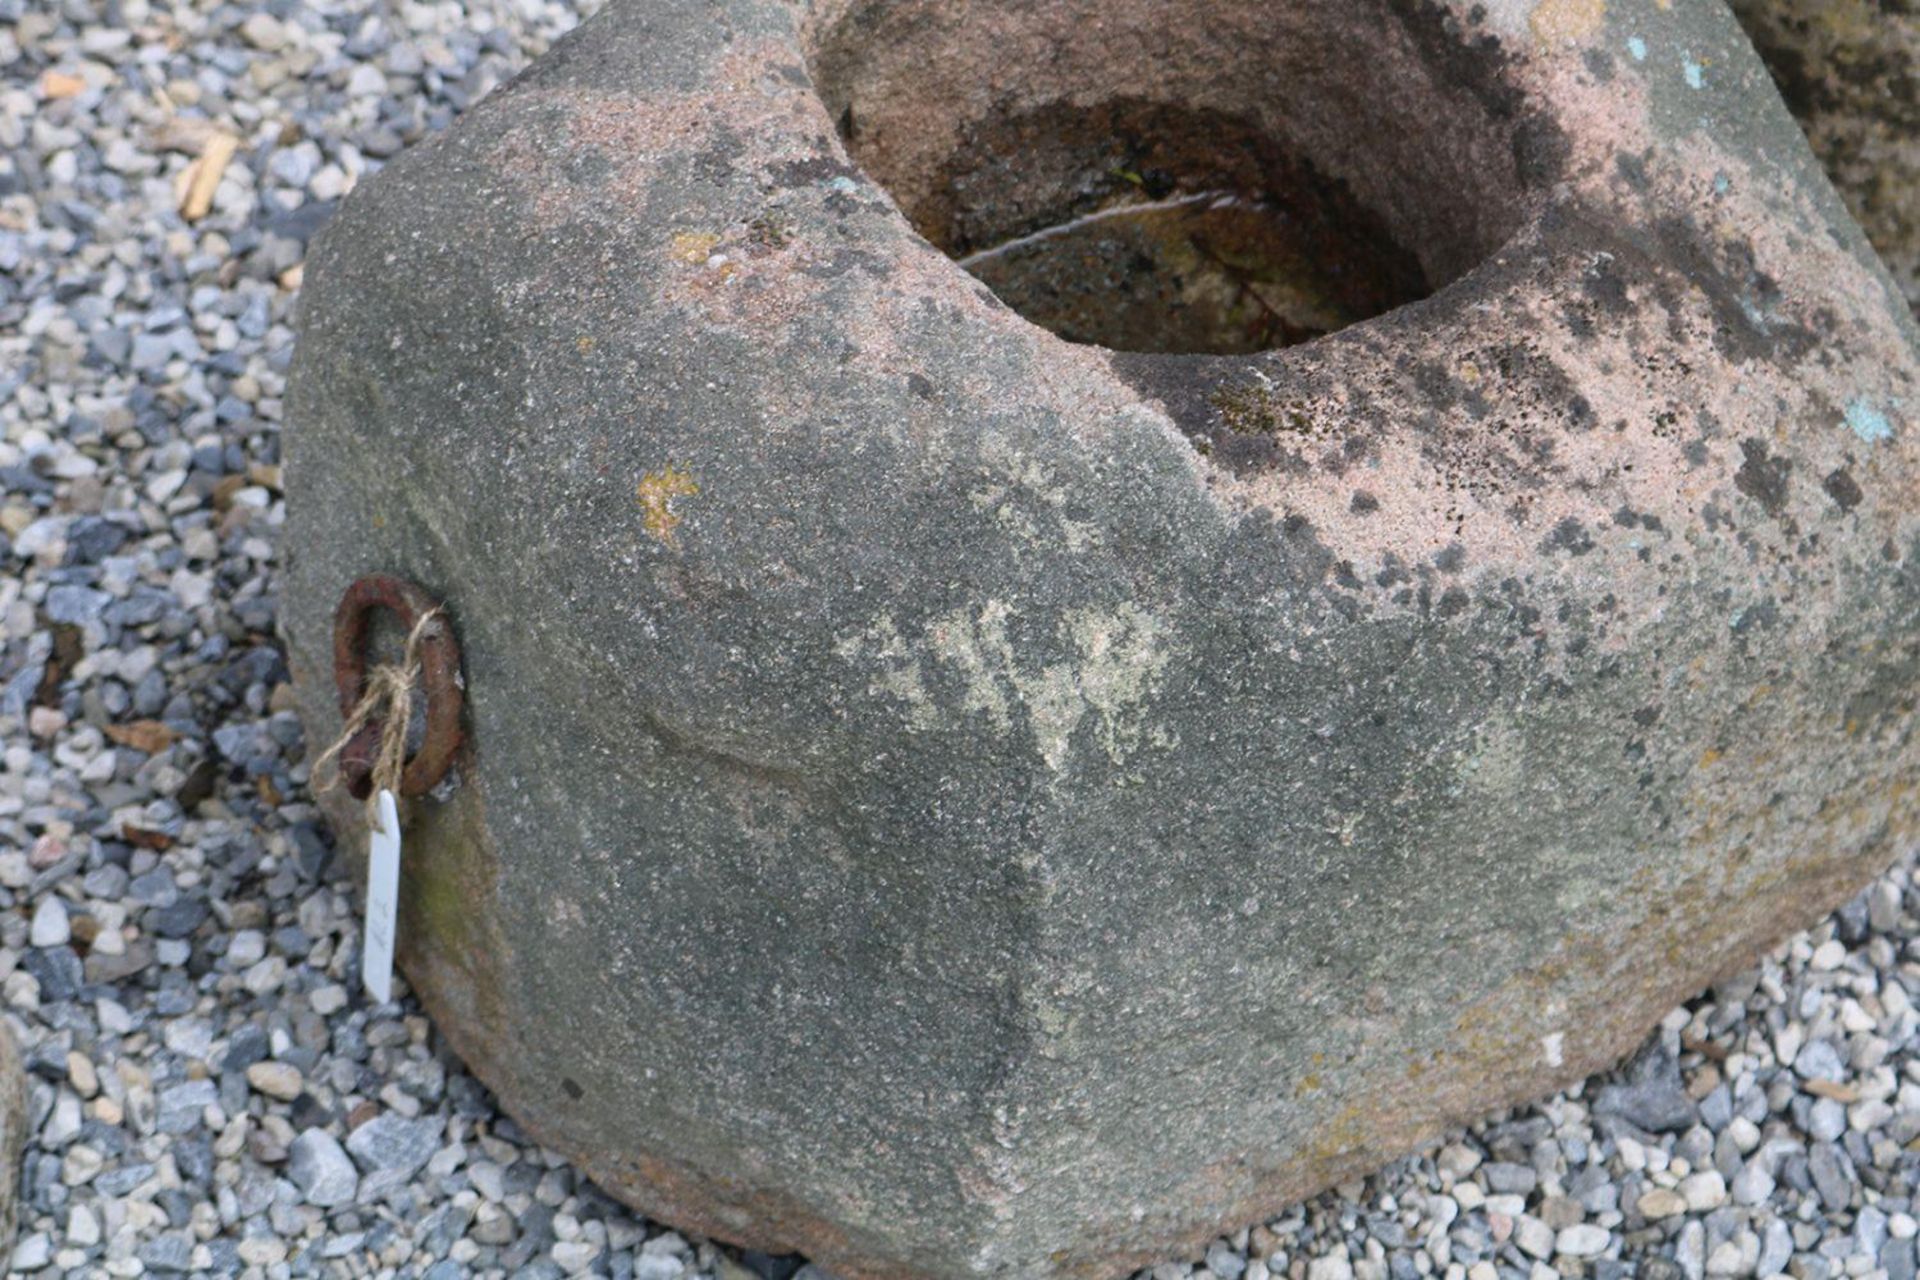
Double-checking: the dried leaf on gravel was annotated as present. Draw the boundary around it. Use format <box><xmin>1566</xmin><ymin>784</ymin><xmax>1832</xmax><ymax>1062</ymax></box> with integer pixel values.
<box><xmin>180</xmin><ymin>132</ymin><xmax>240</xmax><ymax>222</ymax></box>
<box><xmin>39</xmin><ymin>70</ymin><xmax>87</xmax><ymax>100</ymax></box>
<box><xmin>103</xmin><ymin>721</ymin><xmax>177</xmax><ymax>755</ymax></box>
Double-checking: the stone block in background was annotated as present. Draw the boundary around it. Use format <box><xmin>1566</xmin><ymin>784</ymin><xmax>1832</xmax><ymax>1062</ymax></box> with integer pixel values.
<box><xmin>1729</xmin><ymin>0</ymin><xmax>1919</xmax><ymax>316</ymax></box>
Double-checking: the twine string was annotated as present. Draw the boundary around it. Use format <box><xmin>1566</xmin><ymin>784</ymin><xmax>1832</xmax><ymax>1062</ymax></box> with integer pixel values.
<box><xmin>312</xmin><ymin>608</ymin><xmax>442</xmax><ymax>823</ymax></box>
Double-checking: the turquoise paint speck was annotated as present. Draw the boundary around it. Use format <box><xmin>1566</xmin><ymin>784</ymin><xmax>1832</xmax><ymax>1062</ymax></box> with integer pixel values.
<box><xmin>1846</xmin><ymin>396</ymin><xmax>1894</xmax><ymax>444</ymax></box>
<box><xmin>1626</xmin><ymin>36</ymin><xmax>1647</xmax><ymax>61</ymax></box>
<box><xmin>1713</xmin><ymin>174</ymin><xmax>1731</xmax><ymax>195</ymax></box>
<box><xmin>1683</xmin><ymin>57</ymin><xmax>1705</xmax><ymax>89</ymax></box>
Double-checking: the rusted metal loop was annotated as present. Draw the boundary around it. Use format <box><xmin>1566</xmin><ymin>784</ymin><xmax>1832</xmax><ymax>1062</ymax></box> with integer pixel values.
<box><xmin>331</xmin><ymin>574</ymin><xmax>464</xmax><ymax>801</ymax></box>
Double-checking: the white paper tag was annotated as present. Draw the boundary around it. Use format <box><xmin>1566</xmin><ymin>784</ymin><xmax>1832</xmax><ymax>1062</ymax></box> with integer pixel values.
<box><xmin>362</xmin><ymin>788</ymin><xmax>401</xmax><ymax>1004</ymax></box>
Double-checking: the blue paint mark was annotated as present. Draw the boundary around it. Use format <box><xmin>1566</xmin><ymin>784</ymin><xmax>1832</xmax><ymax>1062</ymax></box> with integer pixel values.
<box><xmin>1713</xmin><ymin>174</ymin><xmax>1731</xmax><ymax>195</ymax></box>
<box><xmin>1626</xmin><ymin>36</ymin><xmax>1647</xmax><ymax>61</ymax></box>
<box><xmin>1683</xmin><ymin>57</ymin><xmax>1705</xmax><ymax>89</ymax></box>
<box><xmin>826</xmin><ymin>175</ymin><xmax>859</xmax><ymax>193</ymax></box>
<box><xmin>1846</xmin><ymin>396</ymin><xmax>1894</xmax><ymax>444</ymax></box>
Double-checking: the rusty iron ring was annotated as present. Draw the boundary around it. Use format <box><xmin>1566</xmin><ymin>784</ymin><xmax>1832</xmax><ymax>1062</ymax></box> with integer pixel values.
<box><xmin>331</xmin><ymin>575</ymin><xmax>464</xmax><ymax>801</ymax></box>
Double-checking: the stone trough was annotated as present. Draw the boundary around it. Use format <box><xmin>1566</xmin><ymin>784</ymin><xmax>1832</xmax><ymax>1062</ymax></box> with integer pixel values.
<box><xmin>283</xmin><ymin>0</ymin><xmax>1920</xmax><ymax>1276</ymax></box>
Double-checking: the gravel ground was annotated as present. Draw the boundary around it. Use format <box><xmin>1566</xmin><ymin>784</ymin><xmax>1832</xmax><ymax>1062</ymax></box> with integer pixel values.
<box><xmin>5</xmin><ymin>1</ymin><xmax>1920</xmax><ymax>1278</ymax></box>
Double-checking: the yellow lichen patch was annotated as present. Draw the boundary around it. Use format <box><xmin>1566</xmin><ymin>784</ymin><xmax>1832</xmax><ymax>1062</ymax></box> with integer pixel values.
<box><xmin>1530</xmin><ymin>0</ymin><xmax>1606</xmax><ymax>46</ymax></box>
<box><xmin>669</xmin><ymin>231</ymin><xmax>720</xmax><ymax>264</ymax></box>
<box><xmin>575</xmin><ymin>335</ymin><xmax>596</xmax><ymax>354</ymax></box>
<box><xmin>637</xmin><ymin>465</ymin><xmax>700</xmax><ymax>546</ymax></box>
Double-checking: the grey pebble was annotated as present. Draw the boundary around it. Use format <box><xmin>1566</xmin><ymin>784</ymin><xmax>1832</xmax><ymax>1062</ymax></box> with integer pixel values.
<box><xmin>1731</xmin><ymin>1159</ymin><xmax>1776</xmax><ymax>1206</ymax></box>
<box><xmin>1858</xmin><ymin>1207</ymin><xmax>1891</xmax><ymax>1258</ymax></box>
<box><xmin>1808</xmin><ymin>1097</ymin><xmax>1847</xmax><ymax>1141</ymax></box>
<box><xmin>41</xmin><ymin>585</ymin><xmax>109</xmax><ymax>625</ymax></box>
<box><xmin>1794</xmin><ymin>1040</ymin><xmax>1847</xmax><ymax>1083</ymax></box>
<box><xmin>137</xmin><ymin>1232</ymin><xmax>193</xmax><ymax>1271</ymax></box>
<box><xmin>1594</xmin><ymin>1064</ymin><xmax>1697</xmax><ymax>1133</ymax></box>
<box><xmin>1758</xmin><ymin>1220</ymin><xmax>1794</xmax><ymax>1278</ymax></box>
<box><xmin>288</xmin><ymin>1129</ymin><xmax>358</xmax><ymax>1207</ymax></box>
<box><xmin>1886</xmin><ymin>1238</ymin><xmax>1917</xmax><ymax>1280</ymax></box>
<box><xmin>1810</xmin><ymin>1143</ymin><xmax>1851</xmax><ymax>1211</ymax></box>
<box><xmin>1484</xmin><ymin>1161</ymin><xmax>1538</xmax><ymax>1194</ymax></box>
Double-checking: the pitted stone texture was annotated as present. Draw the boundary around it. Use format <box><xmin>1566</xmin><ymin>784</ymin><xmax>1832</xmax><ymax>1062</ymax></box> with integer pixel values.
<box><xmin>1728</xmin><ymin>0</ymin><xmax>1919</xmax><ymax>316</ymax></box>
<box><xmin>284</xmin><ymin>1</ymin><xmax>1920</xmax><ymax>1277</ymax></box>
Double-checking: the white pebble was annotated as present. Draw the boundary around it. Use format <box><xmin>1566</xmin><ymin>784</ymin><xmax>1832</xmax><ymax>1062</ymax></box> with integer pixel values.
<box><xmin>29</xmin><ymin>896</ymin><xmax>69</xmax><ymax>948</ymax></box>
<box><xmin>1308</xmin><ymin>1253</ymin><xmax>1354</xmax><ymax>1280</ymax></box>
<box><xmin>1515</xmin><ymin>1217</ymin><xmax>1554</xmax><ymax>1260</ymax></box>
<box><xmin>1555</xmin><ymin>1225</ymin><xmax>1610</xmax><ymax>1258</ymax></box>
<box><xmin>1679</xmin><ymin>1171</ymin><xmax>1728</xmax><ymax>1212</ymax></box>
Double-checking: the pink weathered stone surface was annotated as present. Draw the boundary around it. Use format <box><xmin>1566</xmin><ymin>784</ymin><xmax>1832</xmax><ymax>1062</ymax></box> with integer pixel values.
<box><xmin>284</xmin><ymin>1</ymin><xmax>1920</xmax><ymax>1276</ymax></box>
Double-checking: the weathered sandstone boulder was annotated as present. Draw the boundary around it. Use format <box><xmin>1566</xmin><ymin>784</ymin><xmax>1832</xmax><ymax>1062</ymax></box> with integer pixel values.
<box><xmin>284</xmin><ymin>0</ymin><xmax>1920</xmax><ymax>1276</ymax></box>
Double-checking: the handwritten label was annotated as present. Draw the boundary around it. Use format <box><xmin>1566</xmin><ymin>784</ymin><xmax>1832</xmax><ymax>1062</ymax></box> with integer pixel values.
<box><xmin>362</xmin><ymin>789</ymin><xmax>401</xmax><ymax>1004</ymax></box>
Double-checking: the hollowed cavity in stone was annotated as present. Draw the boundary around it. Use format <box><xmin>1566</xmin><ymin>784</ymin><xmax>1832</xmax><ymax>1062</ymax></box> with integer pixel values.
<box><xmin>806</xmin><ymin>0</ymin><xmax>1535</xmax><ymax>354</ymax></box>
